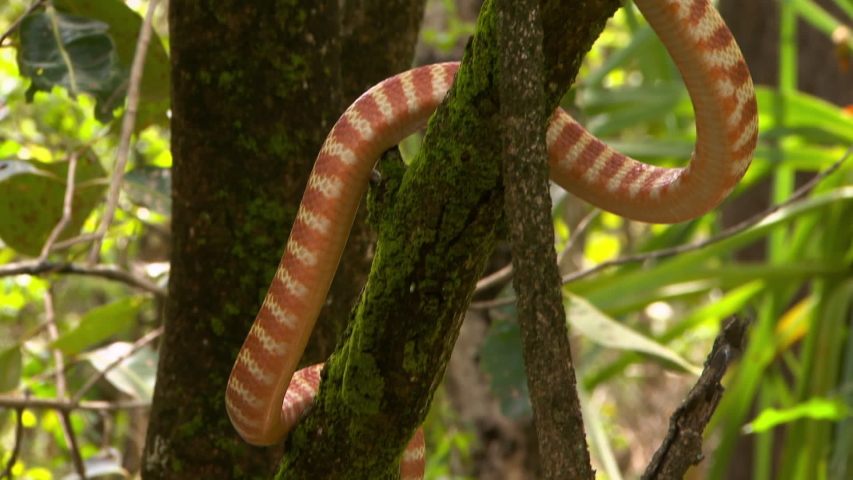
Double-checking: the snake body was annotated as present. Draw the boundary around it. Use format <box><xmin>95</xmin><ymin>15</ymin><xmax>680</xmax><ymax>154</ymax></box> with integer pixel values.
<box><xmin>225</xmin><ymin>0</ymin><xmax>758</xmax><ymax>478</ymax></box>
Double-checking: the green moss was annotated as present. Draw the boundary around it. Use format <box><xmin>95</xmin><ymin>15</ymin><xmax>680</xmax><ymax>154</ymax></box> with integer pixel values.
<box><xmin>218</xmin><ymin>71</ymin><xmax>236</xmax><ymax>89</ymax></box>
<box><xmin>176</xmin><ymin>413</ymin><xmax>204</xmax><ymax>438</ymax></box>
<box><xmin>210</xmin><ymin>316</ymin><xmax>225</xmax><ymax>336</ymax></box>
<box><xmin>340</xmin><ymin>350</ymin><xmax>384</xmax><ymax>414</ymax></box>
<box><xmin>197</xmin><ymin>70</ymin><xmax>211</xmax><ymax>85</ymax></box>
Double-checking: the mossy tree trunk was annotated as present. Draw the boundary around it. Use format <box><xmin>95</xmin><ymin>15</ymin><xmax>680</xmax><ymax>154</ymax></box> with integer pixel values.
<box><xmin>277</xmin><ymin>0</ymin><xmax>621</xmax><ymax>478</ymax></box>
<box><xmin>143</xmin><ymin>0</ymin><xmax>621</xmax><ymax>478</ymax></box>
<box><xmin>142</xmin><ymin>1</ymin><xmax>425</xmax><ymax>478</ymax></box>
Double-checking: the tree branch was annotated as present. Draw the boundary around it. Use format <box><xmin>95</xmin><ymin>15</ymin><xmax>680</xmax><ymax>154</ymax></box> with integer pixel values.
<box><xmin>643</xmin><ymin>317</ymin><xmax>749</xmax><ymax>479</ymax></box>
<box><xmin>281</xmin><ymin>1</ymin><xmax>623</xmax><ymax>478</ymax></box>
<box><xmin>497</xmin><ymin>0</ymin><xmax>593</xmax><ymax>477</ymax></box>
<box><xmin>0</xmin><ymin>260</ymin><xmax>166</xmax><ymax>298</ymax></box>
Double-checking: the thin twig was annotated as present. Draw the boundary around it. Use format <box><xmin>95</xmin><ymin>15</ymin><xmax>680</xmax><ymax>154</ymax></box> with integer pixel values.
<box><xmin>0</xmin><ymin>0</ymin><xmax>45</xmax><ymax>47</ymax></box>
<box><xmin>87</xmin><ymin>0</ymin><xmax>160</xmax><ymax>265</ymax></box>
<box><xmin>0</xmin><ymin>400</ymin><xmax>26</xmax><ymax>480</ymax></box>
<box><xmin>475</xmin><ymin>262</ymin><xmax>513</xmax><ymax>293</ymax></box>
<box><xmin>470</xmin><ymin>145</ymin><xmax>852</xmax><ymax>311</ymax></box>
<box><xmin>39</xmin><ymin>152</ymin><xmax>79</xmax><ymax>261</ymax></box>
<box><xmin>0</xmin><ymin>260</ymin><xmax>166</xmax><ymax>298</ymax></box>
<box><xmin>556</xmin><ymin>209</ymin><xmax>599</xmax><ymax>267</ymax></box>
<box><xmin>44</xmin><ymin>290</ymin><xmax>87</xmax><ymax>479</ymax></box>
<box><xmin>59</xmin><ymin>409</ymin><xmax>87</xmax><ymax>479</ymax></box>
<box><xmin>475</xmin><ymin>209</ymin><xmax>600</xmax><ymax>294</ymax></box>
<box><xmin>70</xmin><ymin>327</ymin><xmax>163</xmax><ymax>405</ymax></box>
<box><xmin>0</xmin><ymin>396</ymin><xmax>150</xmax><ymax>412</ymax></box>
<box><xmin>51</xmin><ymin>233</ymin><xmax>102</xmax><ymax>252</ymax></box>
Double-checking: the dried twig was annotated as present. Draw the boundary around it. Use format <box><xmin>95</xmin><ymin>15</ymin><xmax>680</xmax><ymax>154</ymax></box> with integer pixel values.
<box><xmin>87</xmin><ymin>0</ymin><xmax>160</xmax><ymax>264</ymax></box>
<box><xmin>0</xmin><ymin>0</ymin><xmax>45</xmax><ymax>47</ymax></box>
<box><xmin>0</xmin><ymin>400</ymin><xmax>26</xmax><ymax>480</ymax></box>
<box><xmin>0</xmin><ymin>396</ymin><xmax>150</xmax><ymax>412</ymax></box>
<box><xmin>44</xmin><ymin>290</ymin><xmax>87</xmax><ymax>479</ymax></box>
<box><xmin>70</xmin><ymin>327</ymin><xmax>163</xmax><ymax>405</ymax></box>
<box><xmin>39</xmin><ymin>152</ymin><xmax>79</xmax><ymax>261</ymax></box>
<box><xmin>556</xmin><ymin>208</ymin><xmax>599</xmax><ymax>267</ymax></box>
<box><xmin>0</xmin><ymin>260</ymin><xmax>166</xmax><ymax>298</ymax></box>
<box><xmin>475</xmin><ymin>208</ymin><xmax>599</xmax><ymax>294</ymax></box>
<box><xmin>642</xmin><ymin>317</ymin><xmax>749</xmax><ymax>479</ymax></box>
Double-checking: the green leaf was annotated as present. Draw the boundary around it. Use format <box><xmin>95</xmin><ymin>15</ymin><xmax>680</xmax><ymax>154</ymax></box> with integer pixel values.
<box><xmin>566</xmin><ymin>293</ymin><xmax>701</xmax><ymax>375</ymax></box>
<box><xmin>480</xmin><ymin>317</ymin><xmax>531</xmax><ymax>419</ymax></box>
<box><xmin>0</xmin><ymin>155</ymin><xmax>106</xmax><ymax>257</ymax></box>
<box><xmin>123</xmin><ymin>166</ymin><xmax>171</xmax><ymax>215</ymax></box>
<box><xmin>744</xmin><ymin>397</ymin><xmax>850</xmax><ymax>434</ymax></box>
<box><xmin>51</xmin><ymin>297</ymin><xmax>144</xmax><ymax>355</ymax></box>
<box><xmin>756</xmin><ymin>87</ymin><xmax>853</xmax><ymax>144</ymax></box>
<box><xmin>0</xmin><ymin>345</ymin><xmax>22</xmax><ymax>393</ymax></box>
<box><xmin>17</xmin><ymin>10</ymin><xmax>126</xmax><ymax>122</ymax></box>
<box><xmin>54</xmin><ymin>0</ymin><xmax>171</xmax><ymax>129</ymax></box>
<box><xmin>82</xmin><ymin>343</ymin><xmax>157</xmax><ymax>400</ymax></box>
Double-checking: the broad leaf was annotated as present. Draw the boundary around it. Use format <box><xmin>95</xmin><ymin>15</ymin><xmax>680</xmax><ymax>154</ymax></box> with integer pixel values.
<box><xmin>82</xmin><ymin>343</ymin><xmax>157</xmax><ymax>400</ymax></box>
<box><xmin>18</xmin><ymin>11</ymin><xmax>126</xmax><ymax>122</ymax></box>
<box><xmin>123</xmin><ymin>165</ymin><xmax>171</xmax><ymax>215</ymax></box>
<box><xmin>0</xmin><ymin>154</ymin><xmax>105</xmax><ymax>257</ymax></box>
<box><xmin>566</xmin><ymin>293</ymin><xmax>701</xmax><ymax>375</ymax></box>
<box><xmin>52</xmin><ymin>297</ymin><xmax>144</xmax><ymax>355</ymax></box>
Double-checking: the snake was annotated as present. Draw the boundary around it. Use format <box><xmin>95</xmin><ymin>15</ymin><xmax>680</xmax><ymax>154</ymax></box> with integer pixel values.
<box><xmin>225</xmin><ymin>0</ymin><xmax>758</xmax><ymax>478</ymax></box>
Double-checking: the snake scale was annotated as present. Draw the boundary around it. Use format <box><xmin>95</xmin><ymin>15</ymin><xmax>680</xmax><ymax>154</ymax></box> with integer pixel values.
<box><xmin>225</xmin><ymin>0</ymin><xmax>759</xmax><ymax>478</ymax></box>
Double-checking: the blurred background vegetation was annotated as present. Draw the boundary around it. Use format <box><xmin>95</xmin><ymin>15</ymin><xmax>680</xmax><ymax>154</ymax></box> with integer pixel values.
<box><xmin>0</xmin><ymin>0</ymin><xmax>852</xmax><ymax>479</ymax></box>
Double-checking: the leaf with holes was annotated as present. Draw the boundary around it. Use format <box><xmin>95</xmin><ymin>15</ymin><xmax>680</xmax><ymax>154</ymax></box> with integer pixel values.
<box><xmin>54</xmin><ymin>0</ymin><xmax>171</xmax><ymax>129</ymax></box>
<box><xmin>82</xmin><ymin>342</ymin><xmax>157</xmax><ymax>400</ymax></box>
<box><xmin>0</xmin><ymin>155</ymin><xmax>105</xmax><ymax>257</ymax></box>
<box><xmin>17</xmin><ymin>11</ymin><xmax>126</xmax><ymax>123</ymax></box>
<box><xmin>52</xmin><ymin>297</ymin><xmax>144</xmax><ymax>356</ymax></box>
<box><xmin>123</xmin><ymin>165</ymin><xmax>171</xmax><ymax>215</ymax></box>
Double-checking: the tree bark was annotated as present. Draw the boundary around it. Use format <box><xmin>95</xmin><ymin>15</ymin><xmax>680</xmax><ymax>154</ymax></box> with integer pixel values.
<box><xmin>142</xmin><ymin>1</ymin><xmax>424</xmax><ymax>478</ymax></box>
<box><xmin>277</xmin><ymin>0</ymin><xmax>620</xmax><ymax>478</ymax></box>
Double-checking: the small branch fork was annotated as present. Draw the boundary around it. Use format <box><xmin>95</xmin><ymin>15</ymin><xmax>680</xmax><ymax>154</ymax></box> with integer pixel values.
<box><xmin>643</xmin><ymin>318</ymin><xmax>749</xmax><ymax>479</ymax></box>
<box><xmin>0</xmin><ymin>327</ymin><xmax>163</xmax><ymax>479</ymax></box>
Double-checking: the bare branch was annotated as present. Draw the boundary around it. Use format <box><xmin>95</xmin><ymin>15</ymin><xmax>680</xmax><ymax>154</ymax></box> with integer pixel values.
<box><xmin>0</xmin><ymin>260</ymin><xmax>166</xmax><ymax>298</ymax></box>
<box><xmin>642</xmin><ymin>317</ymin><xmax>749</xmax><ymax>479</ymax></box>
<box><xmin>87</xmin><ymin>0</ymin><xmax>161</xmax><ymax>264</ymax></box>
<box><xmin>39</xmin><ymin>152</ymin><xmax>79</xmax><ymax>261</ymax></box>
<box><xmin>0</xmin><ymin>398</ymin><xmax>25</xmax><ymax>480</ymax></box>
<box><xmin>71</xmin><ymin>327</ymin><xmax>163</xmax><ymax>405</ymax></box>
<box><xmin>0</xmin><ymin>0</ymin><xmax>45</xmax><ymax>47</ymax></box>
<box><xmin>44</xmin><ymin>289</ymin><xmax>87</xmax><ymax>479</ymax></box>
<box><xmin>498</xmin><ymin>0</ymin><xmax>592</xmax><ymax>477</ymax></box>
<box><xmin>0</xmin><ymin>396</ymin><xmax>150</xmax><ymax>412</ymax></box>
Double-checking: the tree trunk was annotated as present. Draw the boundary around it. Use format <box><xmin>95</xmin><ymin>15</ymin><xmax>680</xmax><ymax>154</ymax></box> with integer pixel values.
<box><xmin>277</xmin><ymin>0</ymin><xmax>620</xmax><ymax>477</ymax></box>
<box><xmin>142</xmin><ymin>1</ymin><xmax>424</xmax><ymax>478</ymax></box>
<box><xmin>143</xmin><ymin>0</ymin><xmax>619</xmax><ymax>478</ymax></box>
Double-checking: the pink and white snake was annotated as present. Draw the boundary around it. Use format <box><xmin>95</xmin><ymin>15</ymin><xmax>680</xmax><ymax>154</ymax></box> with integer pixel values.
<box><xmin>226</xmin><ymin>0</ymin><xmax>758</xmax><ymax>477</ymax></box>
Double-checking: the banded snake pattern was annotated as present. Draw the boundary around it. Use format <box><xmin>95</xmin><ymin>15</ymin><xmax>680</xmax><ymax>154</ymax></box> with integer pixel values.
<box><xmin>226</xmin><ymin>0</ymin><xmax>759</xmax><ymax>478</ymax></box>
